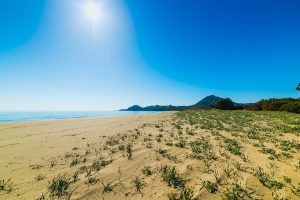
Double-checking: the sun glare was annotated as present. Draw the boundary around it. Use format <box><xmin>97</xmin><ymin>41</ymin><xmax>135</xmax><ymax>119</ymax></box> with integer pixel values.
<box><xmin>83</xmin><ymin>1</ymin><xmax>102</xmax><ymax>23</ymax></box>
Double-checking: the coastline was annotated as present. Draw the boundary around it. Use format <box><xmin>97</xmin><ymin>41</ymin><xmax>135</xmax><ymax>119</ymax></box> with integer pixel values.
<box><xmin>0</xmin><ymin>111</ymin><xmax>166</xmax><ymax>123</ymax></box>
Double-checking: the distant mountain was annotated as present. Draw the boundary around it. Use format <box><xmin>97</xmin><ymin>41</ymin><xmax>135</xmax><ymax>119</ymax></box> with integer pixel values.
<box><xmin>119</xmin><ymin>104</ymin><xmax>187</xmax><ymax>111</ymax></box>
<box><xmin>123</xmin><ymin>105</ymin><xmax>143</xmax><ymax>111</ymax></box>
<box><xmin>192</xmin><ymin>95</ymin><xmax>224</xmax><ymax>108</ymax></box>
<box><xmin>120</xmin><ymin>95</ymin><xmax>236</xmax><ymax>111</ymax></box>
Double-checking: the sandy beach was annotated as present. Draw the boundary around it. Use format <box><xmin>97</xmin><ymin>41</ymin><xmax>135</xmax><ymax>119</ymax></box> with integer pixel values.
<box><xmin>0</xmin><ymin>112</ymin><xmax>173</xmax><ymax>200</ymax></box>
<box><xmin>0</xmin><ymin>110</ymin><xmax>300</xmax><ymax>200</ymax></box>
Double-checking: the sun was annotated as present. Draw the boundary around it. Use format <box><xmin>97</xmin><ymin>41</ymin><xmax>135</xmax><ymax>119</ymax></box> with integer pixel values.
<box><xmin>83</xmin><ymin>1</ymin><xmax>102</xmax><ymax>23</ymax></box>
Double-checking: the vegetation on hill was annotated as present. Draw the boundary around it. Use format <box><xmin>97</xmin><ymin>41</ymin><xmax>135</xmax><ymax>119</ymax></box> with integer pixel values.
<box><xmin>214</xmin><ymin>98</ymin><xmax>236</xmax><ymax>110</ymax></box>
<box><xmin>244</xmin><ymin>98</ymin><xmax>300</xmax><ymax>114</ymax></box>
<box><xmin>192</xmin><ymin>95</ymin><xmax>225</xmax><ymax>108</ymax></box>
<box><xmin>121</xmin><ymin>85</ymin><xmax>300</xmax><ymax>114</ymax></box>
<box><xmin>120</xmin><ymin>95</ymin><xmax>235</xmax><ymax>111</ymax></box>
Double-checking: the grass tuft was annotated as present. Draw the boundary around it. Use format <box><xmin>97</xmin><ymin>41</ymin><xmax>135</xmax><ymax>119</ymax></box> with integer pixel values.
<box><xmin>132</xmin><ymin>176</ymin><xmax>143</xmax><ymax>193</ymax></box>
<box><xmin>160</xmin><ymin>165</ymin><xmax>185</xmax><ymax>188</ymax></box>
<box><xmin>48</xmin><ymin>175</ymin><xmax>72</xmax><ymax>199</ymax></box>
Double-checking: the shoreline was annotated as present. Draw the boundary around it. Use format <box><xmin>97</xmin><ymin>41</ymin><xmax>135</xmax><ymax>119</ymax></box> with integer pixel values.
<box><xmin>0</xmin><ymin>111</ymin><xmax>170</xmax><ymax>124</ymax></box>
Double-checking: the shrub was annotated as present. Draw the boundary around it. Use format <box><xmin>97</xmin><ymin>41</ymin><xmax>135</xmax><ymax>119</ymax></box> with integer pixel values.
<box><xmin>246</xmin><ymin>98</ymin><xmax>300</xmax><ymax>114</ymax></box>
<box><xmin>283</xmin><ymin>176</ymin><xmax>291</xmax><ymax>184</ymax></box>
<box><xmin>224</xmin><ymin>138</ymin><xmax>242</xmax><ymax>156</ymax></box>
<box><xmin>160</xmin><ymin>165</ymin><xmax>184</xmax><ymax>188</ymax></box>
<box><xmin>102</xmin><ymin>182</ymin><xmax>113</xmax><ymax>193</ymax></box>
<box><xmin>175</xmin><ymin>139</ymin><xmax>186</xmax><ymax>148</ymax></box>
<box><xmin>215</xmin><ymin>99</ymin><xmax>236</xmax><ymax>110</ymax></box>
<box><xmin>85</xmin><ymin>177</ymin><xmax>98</xmax><ymax>185</ymax></box>
<box><xmin>201</xmin><ymin>180</ymin><xmax>218</xmax><ymax>193</ymax></box>
<box><xmin>254</xmin><ymin>167</ymin><xmax>283</xmax><ymax>189</ymax></box>
<box><xmin>156</xmin><ymin>137</ymin><xmax>162</xmax><ymax>143</ymax></box>
<box><xmin>106</xmin><ymin>137</ymin><xmax>119</xmax><ymax>146</ymax></box>
<box><xmin>222</xmin><ymin>183</ymin><xmax>256</xmax><ymax>200</ymax></box>
<box><xmin>166</xmin><ymin>142</ymin><xmax>174</xmax><ymax>146</ymax></box>
<box><xmin>132</xmin><ymin>176</ymin><xmax>143</xmax><ymax>193</ymax></box>
<box><xmin>142</xmin><ymin>166</ymin><xmax>152</xmax><ymax>176</ymax></box>
<box><xmin>118</xmin><ymin>144</ymin><xmax>125</xmax><ymax>151</ymax></box>
<box><xmin>280</xmin><ymin>102</ymin><xmax>300</xmax><ymax>114</ymax></box>
<box><xmin>0</xmin><ymin>178</ymin><xmax>12</xmax><ymax>192</ymax></box>
<box><xmin>72</xmin><ymin>171</ymin><xmax>79</xmax><ymax>183</ymax></box>
<box><xmin>70</xmin><ymin>157</ymin><xmax>80</xmax><ymax>167</ymax></box>
<box><xmin>48</xmin><ymin>175</ymin><xmax>71</xmax><ymax>199</ymax></box>
<box><xmin>126</xmin><ymin>144</ymin><xmax>132</xmax><ymax>160</ymax></box>
<box><xmin>92</xmin><ymin>159</ymin><xmax>112</xmax><ymax>172</ymax></box>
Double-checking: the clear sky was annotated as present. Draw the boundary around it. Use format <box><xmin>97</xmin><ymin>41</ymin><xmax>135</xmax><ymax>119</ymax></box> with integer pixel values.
<box><xmin>0</xmin><ymin>0</ymin><xmax>299</xmax><ymax>111</ymax></box>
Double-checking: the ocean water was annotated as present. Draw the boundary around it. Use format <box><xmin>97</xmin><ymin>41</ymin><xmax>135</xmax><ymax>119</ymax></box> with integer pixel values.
<box><xmin>0</xmin><ymin>111</ymin><xmax>158</xmax><ymax>122</ymax></box>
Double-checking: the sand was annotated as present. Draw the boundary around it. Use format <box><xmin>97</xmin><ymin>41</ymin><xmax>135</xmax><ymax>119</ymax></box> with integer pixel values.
<box><xmin>0</xmin><ymin>112</ymin><xmax>173</xmax><ymax>200</ymax></box>
<box><xmin>0</xmin><ymin>110</ymin><xmax>299</xmax><ymax>200</ymax></box>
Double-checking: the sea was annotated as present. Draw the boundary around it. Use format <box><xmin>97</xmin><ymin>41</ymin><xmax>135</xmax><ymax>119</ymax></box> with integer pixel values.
<box><xmin>0</xmin><ymin>111</ymin><xmax>158</xmax><ymax>122</ymax></box>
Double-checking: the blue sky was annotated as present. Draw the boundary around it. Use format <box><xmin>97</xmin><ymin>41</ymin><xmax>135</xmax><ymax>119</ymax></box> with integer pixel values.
<box><xmin>0</xmin><ymin>0</ymin><xmax>299</xmax><ymax>111</ymax></box>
